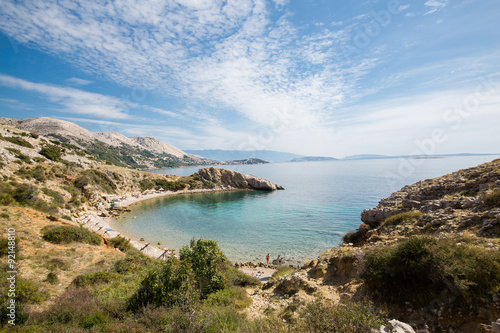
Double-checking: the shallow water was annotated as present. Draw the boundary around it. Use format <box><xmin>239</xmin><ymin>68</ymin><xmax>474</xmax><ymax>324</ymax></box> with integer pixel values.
<box><xmin>112</xmin><ymin>155</ymin><xmax>498</xmax><ymax>265</ymax></box>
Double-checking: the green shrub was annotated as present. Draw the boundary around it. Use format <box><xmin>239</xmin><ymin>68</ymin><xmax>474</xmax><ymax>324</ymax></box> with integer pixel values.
<box><xmin>113</xmin><ymin>252</ymin><xmax>152</xmax><ymax>274</ymax></box>
<box><xmin>298</xmin><ymin>300</ymin><xmax>386</xmax><ymax>332</ymax></box>
<box><xmin>127</xmin><ymin>258</ymin><xmax>197</xmax><ymax>311</ymax></box>
<box><xmin>0</xmin><ymin>212</ymin><xmax>9</xmax><ymax>219</ymax></box>
<box><xmin>41</xmin><ymin>225</ymin><xmax>101</xmax><ymax>245</ymax></box>
<box><xmin>74</xmin><ymin>169</ymin><xmax>116</xmax><ymax>194</ymax></box>
<box><xmin>0</xmin><ymin>193</ymin><xmax>14</xmax><ymax>205</ymax></box>
<box><xmin>363</xmin><ymin>236</ymin><xmax>500</xmax><ymax>306</ymax></box>
<box><xmin>80</xmin><ymin>312</ymin><xmax>106</xmax><ymax>329</ymax></box>
<box><xmin>272</xmin><ymin>265</ymin><xmax>294</xmax><ymax>280</ymax></box>
<box><xmin>139</xmin><ymin>178</ymin><xmax>154</xmax><ymax>192</ymax></box>
<box><xmin>72</xmin><ymin>271</ymin><xmax>120</xmax><ymax>288</ymax></box>
<box><xmin>0</xmin><ymin>236</ymin><xmax>19</xmax><ymax>257</ymax></box>
<box><xmin>109</xmin><ymin>236</ymin><xmax>131</xmax><ymax>252</ymax></box>
<box><xmin>39</xmin><ymin>145</ymin><xmax>62</xmax><ymax>161</ymax></box>
<box><xmin>203</xmin><ymin>286</ymin><xmax>252</xmax><ymax>309</ymax></box>
<box><xmin>342</xmin><ymin>230</ymin><xmax>363</xmax><ymax>244</ymax></box>
<box><xmin>6</xmin><ymin>147</ymin><xmax>31</xmax><ymax>163</ymax></box>
<box><xmin>41</xmin><ymin>288</ymin><xmax>101</xmax><ymax>325</ymax></box>
<box><xmin>41</xmin><ymin>187</ymin><xmax>64</xmax><ymax>205</ymax></box>
<box><xmin>0</xmin><ymin>135</ymin><xmax>34</xmax><ymax>148</ymax></box>
<box><xmin>483</xmin><ymin>188</ymin><xmax>500</xmax><ymax>208</ymax></box>
<box><xmin>180</xmin><ymin>238</ymin><xmax>228</xmax><ymax>298</ymax></box>
<box><xmin>382</xmin><ymin>211</ymin><xmax>423</xmax><ymax>227</ymax></box>
<box><xmin>45</xmin><ymin>272</ymin><xmax>59</xmax><ymax>284</ymax></box>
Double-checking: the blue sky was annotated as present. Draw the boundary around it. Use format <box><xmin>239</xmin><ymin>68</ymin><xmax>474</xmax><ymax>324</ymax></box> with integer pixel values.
<box><xmin>0</xmin><ymin>0</ymin><xmax>499</xmax><ymax>157</ymax></box>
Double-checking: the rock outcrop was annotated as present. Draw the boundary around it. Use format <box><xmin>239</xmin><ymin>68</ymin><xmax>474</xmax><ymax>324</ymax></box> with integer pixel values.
<box><xmin>354</xmin><ymin>159</ymin><xmax>500</xmax><ymax>242</ymax></box>
<box><xmin>195</xmin><ymin>167</ymin><xmax>284</xmax><ymax>191</ymax></box>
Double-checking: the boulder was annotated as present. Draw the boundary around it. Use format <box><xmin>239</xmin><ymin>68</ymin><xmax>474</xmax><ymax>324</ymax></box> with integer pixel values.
<box><xmin>377</xmin><ymin>319</ymin><xmax>416</xmax><ymax>333</ymax></box>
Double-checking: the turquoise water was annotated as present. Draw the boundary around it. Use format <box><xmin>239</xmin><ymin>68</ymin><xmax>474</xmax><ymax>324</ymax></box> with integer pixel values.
<box><xmin>112</xmin><ymin>155</ymin><xmax>498</xmax><ymax>264</ymax></box>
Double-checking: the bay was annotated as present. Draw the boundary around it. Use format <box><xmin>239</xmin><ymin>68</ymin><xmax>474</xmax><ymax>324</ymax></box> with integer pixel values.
<box><xmin>112</xmin><ymin>155</ymin><xmax>499</xmax><ymax>265</ymax></box>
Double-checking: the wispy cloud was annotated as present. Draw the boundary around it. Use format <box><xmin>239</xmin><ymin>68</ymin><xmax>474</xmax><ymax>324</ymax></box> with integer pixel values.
<box><xmin>0</xmin><ymin>0</ymin><xmax>376</xmax><ymax>131</ymax></box>
<box><xmin>424</xmin><ymin>0</ymin><xmax>449</xmax><ymax>15</ymax></box>
<box><xmin>65</xmin><ymin>77</ymin><xmax>93</xmax><ymax>86</ymax></box>
<box><xmin>0</xmin><ymin>74</ymin><xmax>131</xmax><ymax>119</ymax></box>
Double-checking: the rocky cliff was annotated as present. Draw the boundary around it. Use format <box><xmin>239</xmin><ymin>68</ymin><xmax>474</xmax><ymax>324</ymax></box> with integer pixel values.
<box><xmin>195</xmin><ymin>167</ymin><xmax>284</xmax><ymax>191</ymax></box>
<box><xmin>355</xmin><ymin>159</ymin><xmax>500</xmax><ymax>244</ymax></box>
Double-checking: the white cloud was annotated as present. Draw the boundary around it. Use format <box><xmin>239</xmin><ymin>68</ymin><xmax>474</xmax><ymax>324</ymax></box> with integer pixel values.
<box><xmin>0</xmin><ymin>0</ymin><xmax>376</xmax><ymax>134</ymax></box>
<box><xmin>65</xmin><ymin>77</ymin><xmax>93</xmax><ymax>86</ymax></box>
<box><xmin>0</xmin><ymin>74</ymin><xmax>131</xmax><ymax>119</ymax></box>
<box><xmin>424</xmin><ymin>0</ymin><xmax>449</xmax><ymax>14</ymax></box>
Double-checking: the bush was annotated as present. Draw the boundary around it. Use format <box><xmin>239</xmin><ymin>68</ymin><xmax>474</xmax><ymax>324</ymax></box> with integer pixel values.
<box><xmin>74</xmin><ymin>169</ymin><xmax>116</xmax><ymax>194</ymax></box>
<box><xmin>483</xmin><ymin>188</ymin><xmax>500</xmax><ymax>208</ymax></box>
<box><xmin>41</xmin><ymin>288</ymin><xmax>101</xmax><ymax>325</ymax></box>
<box><xmin>0</xmin><ymin>135</ymin><xmax>34</xmax><ymax>148</ymax></box>
<box><xmin>109</xmin><ymin>236</ymin><xmax>131</xmax><ymax>252</ymax></box>
<box><xmin>45</xmin><ymin>272</ymin><xmax>59</xmax><ymax>284</ymax></box>
<box><xmin>180</xmin><ymin>238</ymin><xmax>228</xmax><ymax>298</ymax></box>
<box><xmin>342</xmin><ymin>230</ymin><xmax>363</xmax><ymax>244</ymax></box>
<box><xmin>204</xmin><ymin>286</ymin><xmax>252</xmax><ymax>309</ymax></box>
<box><xmin>80</xmin><ymin>312</ymin><xmax>106</xmax><ymax>329</ymax></box>
<box><xmin>6</xmin><ymin>147</ymin><xmax>31</xmax><ymax>163</ymax></box>
<box><xmin>298</xmin><ymin>300</ymin><xmax>386</xmax><ymax>332</ymax></box>
<box><xmin>41</xmin><ymin>225</ymin><xmax>101</xmax><ymax>245</ymax></box>
<box><xmin>114</xmin><ymin>253</ymin><xmax>152</xmax><ymax>274</ymax></box>
<box><xmin>127</xmin><ymin>258</ymin><xmax>197</xmax><ymax>311</ymax></box>
<box><xmin>382</xmin><ymin>211</ymin><xmax>422</xmax><ymax>227</ymax></box>
<box><xmin>0</xmin><ymin>193</ymin><xmax>14</xmax><ymax>205</ymax></box>
<box><xmin>363</xmin><ymin>236</ymin><xmax>500</xmax><ymax>306</ymax></box>
<box><xmin>0</xmin><ymin>236</ymin><xmax>19</xmax><ymax>257</ymax></box>
<box><xmin>72</xmin><ymin>271</ymin><xmax>120</xmax><ymax>288</ymax></box>
<box><xmin>39</xmin><ymin>145</ymin><xmax>62</xmax><ymax>161</ymax></box>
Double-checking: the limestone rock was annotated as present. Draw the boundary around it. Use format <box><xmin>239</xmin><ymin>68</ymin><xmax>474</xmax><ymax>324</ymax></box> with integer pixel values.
<box><xmin>195</xmin><ymin>167</ymin><xmax>283</xmax><ymax>191</ymax></box>
<box><xmin>378</xmin><ymin>319</ymin><xmax>415</xmax><ymax>333</ymax></box>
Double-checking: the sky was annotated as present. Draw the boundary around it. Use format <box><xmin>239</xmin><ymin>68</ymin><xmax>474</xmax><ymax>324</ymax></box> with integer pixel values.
<box><xmin>0</xmin><ymin>0</ymin><xmax>499</xmax><ymax>158</ymax></box>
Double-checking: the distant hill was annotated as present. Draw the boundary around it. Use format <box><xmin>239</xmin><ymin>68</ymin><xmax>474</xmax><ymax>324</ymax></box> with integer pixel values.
<box><xmin>0</xmin><ymin>117</ymin><xmax>211</xmax><ymax>169</ymax></box>
<box><xmin>185</xmin><ymin>149</ymin><xmax>304</xmax><ymax>162</ymax></box>
<box><xmin>291</xmin><ymin>156</ymin><xmax>338</xmax><ymax>162</ymax></box>
<box><xmin>342</xmin><ymin>153</ymin><xmax>499</xmax><ymax>160</ymax></box>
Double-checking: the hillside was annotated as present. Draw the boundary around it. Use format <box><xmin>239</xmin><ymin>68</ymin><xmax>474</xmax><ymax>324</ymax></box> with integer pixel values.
<box><xmin>1</xmin><ymin>120</ymin><xmax>499</xmax><ymax>332</ymax></box>
<box><xmin>0</xmin><ymin>117</ymin><xmax>211</xmax><ymax>169</ymax></box>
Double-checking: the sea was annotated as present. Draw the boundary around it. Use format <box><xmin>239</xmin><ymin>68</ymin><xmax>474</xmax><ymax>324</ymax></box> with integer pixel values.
<box><xmin>111</xmin><ymin>155</ymin><xmax>498</xmax><ymax>265</ymax></box>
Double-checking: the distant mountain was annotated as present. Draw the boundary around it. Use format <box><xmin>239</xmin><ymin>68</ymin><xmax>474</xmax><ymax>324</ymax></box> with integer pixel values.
<box><xmin>185</xmin><ymin>149</ymin><xmax>304</xmax><ymax>163</ymax></box>
<box><xmin>221</xmin><ymin>158</ymin><xmax>269</xmax><ymax>165</ymax></box>
<box><xmin>342</xmin><ymin>153</ymin><xmax>499</xmax><ymax>160</ymax></box>
<box><xmin>0</xmin><ymin>117</ymin><xmax>211</xmax><ymax>169</ymax></box>
<box><xmin>342</xmin><ymin>154</ymin><xmax>389</xmax><ymax>160</ymax></box>
<box><xmin>291</xmin><ymin>156</ymin><xmax>338</xmax><ymax>162</ymax></box>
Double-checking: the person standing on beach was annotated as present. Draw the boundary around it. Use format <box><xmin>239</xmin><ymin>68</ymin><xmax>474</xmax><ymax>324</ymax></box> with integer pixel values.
<box><xmin>266</xmin><ymin>253</ymin><xmax>270</xmax><ymax>264</ymax></box>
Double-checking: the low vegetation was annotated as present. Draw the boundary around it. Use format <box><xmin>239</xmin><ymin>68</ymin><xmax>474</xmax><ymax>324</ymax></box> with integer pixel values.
<box><xmin>482</xmin><ymin>187</ymin><xmax>500</xmax><ymax>208</ymax></box>
<box><xmin>0</xmin><ymin>134</ymin><xmax>34</xmax><ymax>148</ymax></box>
<box><xmin>363</xmin><ymin>236</ymin><xmax>500</xmax><ymax>307</ymax></box>
<box><xmin>41</xmin><ymin>225</ymin><xmax>102</xmax><ymax>245</ymax></box>
<box><xmin>382</xmin><ymin>211</ymin><xmax>423</xmax><ymax>227</ymax></box>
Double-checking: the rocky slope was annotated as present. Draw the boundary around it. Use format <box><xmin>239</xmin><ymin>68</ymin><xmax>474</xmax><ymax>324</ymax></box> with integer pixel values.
<box><xmin>357</xmin><ymin>158</ymin><xmax>500</xmax><ymax>243</ymax></box>
<box><xmin>0</xmin><ymin>116</ymin><xmax>210</xmax><ymax>168</ymax></box>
